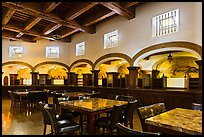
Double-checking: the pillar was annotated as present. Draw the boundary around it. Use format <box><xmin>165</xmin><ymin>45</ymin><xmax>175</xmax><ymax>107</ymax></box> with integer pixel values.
<box><xmin>30</xmin><ymin>72</ymin><xmax>39</xmax><ymax>85</ymax></box>
<box><xmin>67</xmin><ymin>72</ymin><xmax>77</xmax><ymax>86</ymax></box>
<box><xmin>91</xmin><ymin>70</ymin><xmax>100</xmax><ymax>87</ymax></box>
<box><xmin>127</xmin><ymin>67</ymin><xmax>140</xmax><ymax>89</ymax></box>
<box><xmin>195</xmin><ymin>60</ymin><xmax>202</xmax><ymax>90</ymax></box>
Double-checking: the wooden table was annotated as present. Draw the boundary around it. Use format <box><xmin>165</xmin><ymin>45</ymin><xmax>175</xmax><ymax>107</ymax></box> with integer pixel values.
<box><xmin>62</xmin><ymin>92</ymin><xmax>91</xmax><ymax>99</ymax></box>
<box><xmin>145</xmin><ymin>108</ymin><xmax>202</xmax><ymax>135</ymax></box>
<box><xmin>59</xmin><ymin>98</ymin><xmax>128</xmax><ymax>134</ymax></box>
<box><xmin>14</xmin><ymin>91</ymin><xmax>45</xmax><ymax>112</ymax></box>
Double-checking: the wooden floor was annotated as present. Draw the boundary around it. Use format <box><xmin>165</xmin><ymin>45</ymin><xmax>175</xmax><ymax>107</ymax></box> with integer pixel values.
<box><xmin>2</xmin><ymin>98</ymin><xmax>142</xmax><ymax>135</ymax></box>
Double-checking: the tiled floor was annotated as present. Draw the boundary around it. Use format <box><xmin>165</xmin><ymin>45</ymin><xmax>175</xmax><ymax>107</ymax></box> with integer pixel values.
<box><xmin>2</xmin><ymin>98</ymin><xmax>142</xmax><ymax>135</ymax></box>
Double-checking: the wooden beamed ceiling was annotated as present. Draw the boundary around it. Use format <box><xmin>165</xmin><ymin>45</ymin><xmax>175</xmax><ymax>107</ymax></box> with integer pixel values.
<box><xmin>2</xmin><ymin>2</ymin><xmax>143</xmax><ymax>43</ymax></box>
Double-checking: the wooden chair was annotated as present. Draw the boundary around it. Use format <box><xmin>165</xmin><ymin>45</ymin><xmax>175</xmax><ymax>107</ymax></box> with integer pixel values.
<box><xmin>121</xmin><ymin>99</ymin><xmax>139</xmax><ymax>129</ymax></box>
<box><xmin>116</xmin><ymin>122</ymin><xmax>161</xmax><ymax>135</ymax></box>
<box><xmin>94</xmin><ymin>104</ymin><xmax>124</xmax><ymax>135</ymax></box>
<box><xmin>191</xmin><ymin>103</ymin><xmax>202</xmax><ymax>111</ymax></box>
<box><xmin>39</xmin><ymin>102</ymin><xmax>78</xmax><ymax>135</ymax></box>
<box><xmin>137</xmin><ymin>103</ymin><xmax>166</xmax><ymax>132</ymax></box>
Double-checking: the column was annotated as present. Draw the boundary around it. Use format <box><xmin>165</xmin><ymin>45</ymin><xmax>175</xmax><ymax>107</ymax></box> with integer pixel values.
<box><xmin>91</xmin><ymin>70</ymin><xmax>100</xmax><ymax>87</ymax></box>
<box><xmin>127</xmin><ymin>67</ymin><xmax>140</xmax><ymax>89</ymax></box>
<box><xmin>195</xmin><ymin>60</ymin><xmax>202</xmax><ymax>90</ymax></box>
<box><xmin>67</xmin><ymin>72</ymin><xmax>77</xmax><ymax>86</ymax></box>
<box><xmin>30</xmin><ymin>72</ymin><xmax>39</xmax><ymax>85</ymax></box>
<box><xmin>2</xmin><ymin>72</ymin><xmax>4</xmax><ymax>86</ymax></box>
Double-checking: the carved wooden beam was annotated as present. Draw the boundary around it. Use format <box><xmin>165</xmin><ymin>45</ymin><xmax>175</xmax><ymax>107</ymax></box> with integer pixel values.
<box><xmin>2</xmin><ymin>9</ymin><xmax>16</xmax><ymax>25</ymax></box>
<box><xmin>83</xmin><ymin>11</ymin><xmax>115</xmax><ymax>27</ymax></box>
<box><xmin>2</xmin><ymin>2</ymin><xmax>95</xmax><ymax>34</ymax></box>
<box><xmin>43</xmin><ymin>2</ymin><xmax>61</xmax><ymax>13</ymax></box>
<box><xmin>124</xmin><ymin>2</ymin><xmax>139</xmax><ymax>8</ymax></box>
<box><xmin>2</xmin><ymin>31</ymin><xmax>36</xmax><ymax>43</ymax></box>
<box><xmin>16</xmin><ymin>2</ymin><xmax>61</xmax><ymax>38</ymax></box>
<box><xmin>100</xmin><ymin>2</ymin><xmax>135</xmax><ymax>20</ymax></box>
<box><xmin>24</xmin><ymin>17</ymin><xmax>42</xmax><ymax>31</ymax></box>
<box><xmin>43</xmin><ymin>23</ymin><xmax>62</xmax><ymax>35</ymax></box>
<box><xmin>60</xmin><ymin>28</ymin><xmax>79</xmax><ymax>38</ymax></box>
<box><xmin>3</xmin><ymin>24</ymin><xmax>56</xmax><ymax>41</ymax></box>
<box><xmin>65</xmin><ymin>2</ymin><xmax>98</xmax><ymax>20</ymax></box>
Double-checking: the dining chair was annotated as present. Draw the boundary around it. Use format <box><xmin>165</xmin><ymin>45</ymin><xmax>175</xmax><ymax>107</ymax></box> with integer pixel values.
<box><xmin>23</xmin><ymin>92</ymin><xmax>38</xmax><ymax>113</ymax></box>
<box><xmin>137</xmin><ymin>103</ymin><xmax>166</xmax><ymax>132</ymax></box>
<box><xmin>10</xmin><ymin>91</ymin><xmax>21</xmax><ymax>112</ymax></box>
<box><xmin>116</xmin><ymin>122</ymin><xmax>161</xmax><ymax>135</ymax></box>
<box><xmin>117</xmin><ymin>95</ymin><xmax>133</xmax><ymax>102</ymax></box>
<box><xmin>191</xmin><ymin>103</ymin><xmax>202</xmax><ymax>111</ymax></box>
<box><xmin>58</xmin><ymin>96</ymin><xmax>86</xmax><ymax>133</ymax></box>
<box><xmin>121</xmin><ymin>99</ymin><xmax>139</xmax><ymax>129</ymax></box>
<box><xmin>39</xmin><ymin>102</ymin><xmax>78</xmax><ymax>135</ymax></box>
<box><xmin>94</xmin><ymin>104</ymin><xmax>124</xmax><ymax>135</ymax></box>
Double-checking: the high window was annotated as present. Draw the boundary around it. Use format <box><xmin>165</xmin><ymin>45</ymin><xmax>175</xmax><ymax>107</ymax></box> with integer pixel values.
<box><xmin>76</xmin><ymin>42</ymin><xmax>85</xmax><ymax>56</ymax></box>
<box><xmin>9</xmin><ymin>46</ymin><xmax>23</xmax><ymax>58</ymax></box>
<box><xmin>152</xmin><ymin>9</ymin><xmax>179</xmax><ymax>37</ymax></box>
<box><xmin>46</xmin><ymin>46</ymin><xmax>59</xmax><ymax>58</ymax></box>
<box><xmin>104</xmin><ymin>30</ymin><xmax>118</xmax><ymax>49</ymax></box>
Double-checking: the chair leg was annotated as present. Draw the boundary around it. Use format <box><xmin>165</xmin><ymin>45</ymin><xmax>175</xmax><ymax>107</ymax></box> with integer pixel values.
<box><xmin>80</xmin><ymin>114</ymin><xmax>83</xmax><ymax>132</ymax></box>
<box><xmin>43</xmin><ymin>124</ymin><xmax>47</xmax><ymax>135</ymax></box>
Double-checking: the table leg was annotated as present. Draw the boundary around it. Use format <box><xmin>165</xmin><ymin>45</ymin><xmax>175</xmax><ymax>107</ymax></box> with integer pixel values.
<box><xmin>87</xmin><ymin>113</ymin><xmax>94</xmax><ymax>135</ymax></box>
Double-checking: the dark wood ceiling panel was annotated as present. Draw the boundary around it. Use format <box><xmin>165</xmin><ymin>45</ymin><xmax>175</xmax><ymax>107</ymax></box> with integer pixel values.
<box><xmin>12</xmin><ymin>10</ymin><xmax>30</xmax><ymax>22</ymax></box>
<box><xmin>7</xmin><ymin>18</ymin><xmax>25</xmax><ymax>29</ymax></box>
<box><xmin>2</xmin><ymin>2</ymin><xmax>144</xmax><ymax>43</ymax></box>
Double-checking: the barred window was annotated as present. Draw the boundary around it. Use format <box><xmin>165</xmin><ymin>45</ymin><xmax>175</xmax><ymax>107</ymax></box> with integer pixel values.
<box><xmin>104</xmin><ymin>30</ymin><xmax>118</xmax><ymax>49</ymax></box>
<box><xmin>76</xmin><ymin>42</ymin><xmax>85</xmax><ymax>56</ymax></box>
<box><xmin>152</xmin><ymin>9</ymin><xmax>179</xmax><ymax>37</ymax></box>
<box><xmin>9</xmin><ymin>46</ymin><xmax>23</xmax><ymax>58</ymax></box>
<box><xmin>46</xmin><ymin>46</ymin><xmax>59</xmax><ymax>58</ymax></box>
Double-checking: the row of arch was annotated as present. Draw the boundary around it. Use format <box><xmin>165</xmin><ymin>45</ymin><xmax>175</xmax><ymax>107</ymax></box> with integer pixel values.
<box><xmin>2</xmin><ymin>41</ymin><xmax>202</xmax><ymax>72</ymax></box>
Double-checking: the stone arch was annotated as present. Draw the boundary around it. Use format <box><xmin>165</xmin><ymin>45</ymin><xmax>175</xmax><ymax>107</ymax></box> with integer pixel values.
<box><xmin>2</xmin><ymin>61</ymin><xmax>34</xmax><ymax>71</ymax></box>
<box><xmin>94</xmin><ymin>53</ymin><xmax>132</xmax><ymax>69</ymax></box>
<box><xmin>70</xmin><ymin>59</ymin><xmax>94</xmax><ymax>71</ymax></box>
<box><xmin>132</xmin><ymin>41</ymin><xmax>202</xmax><ymax>66</ymax></box>
<box><xmin>33</xmin><ymin>61</ymin><xmax>70</xmax><ymax>72</ymax></box>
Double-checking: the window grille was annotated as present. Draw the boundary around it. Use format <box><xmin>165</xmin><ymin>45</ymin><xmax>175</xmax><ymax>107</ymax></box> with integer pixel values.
<box><xmin>46</xmin><ymin>46</ymin><xmax>59</xmax><ymax>58</ymax></box>
<box><xmin>76</xmin><ymin>42</ymin><xmax>85</xmax><ymax>56</ymax></box>
<box><xmin>104</xmin><ymin>30</ymin><xmax>118</xmax><ymax>49</ymax></box>
<box><xmin>152</xmin><ymin>9</ymin><xmax>179</xmax><ymax>37</ymax></box>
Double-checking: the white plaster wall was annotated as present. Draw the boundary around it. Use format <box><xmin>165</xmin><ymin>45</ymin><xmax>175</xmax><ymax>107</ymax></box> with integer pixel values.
<box><xmin>2</xmin><ymin>2</ymin><xmax>202</xmax><ymax>67</ymax></box>
<box><xmin>68</xmin><ymin>2</ymin><xmax>202</xmax><ymax>64</ymax></box>
<box><xmin>2</xmin><ymin>38</ymin><xmax>70</xmax><ymax>66</ymax></box>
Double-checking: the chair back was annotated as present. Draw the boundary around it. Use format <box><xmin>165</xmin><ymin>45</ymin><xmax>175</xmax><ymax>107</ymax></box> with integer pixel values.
<box><xmin>192</xmin><ymin>103</ymin><xmax>202</xmax><ymax>111</ymax></box>
<box><xmin>27</xmin><ymin>92</ymin><xmax>37</xmax><ymax>103</ymax></box>
<box><xmin>109</xmin><ymin>104</ymin><xmax>124</xmax><ymax>130</ymax></box>
<box><xmin>36</xmin><ymin>91</ymin><xmax>47</xmax><ymax>103</ymax></box>
<box><xmin>39</xmin><ymin>102</ymin><xmax>52</xmax><ymax>125</ymax></box>
<box><xmin>108</xmin><ymin>94</ymin><xmax>117</xmax><ymax>100</ymax></box>
<box><xmin>117</xmin><ymin>95</ymin><xmax>133</xmax><ymax>102</ymax></box>
<box><xmin>137</xmin><ymin>103</ymin><xmax>166</xmax><ymax>131</ymax></box>
<box><xmin>125</xmin><ymin>100</ymin><xmax>139</xmax><ymax>122</ymax></box>
<box><xmin>11</xmin><ymin>92</ymin><xmax>20</xmax><ymax>102</ymax></box>
<box><xmin>43</xmin><ymin>103</ymin><xmax>60</xmax><ymax>135</ymax></box>
<box><xmin>116</xmin><ymin>122</ymin><xmax>161</xmax><ymax>135</ymax></box>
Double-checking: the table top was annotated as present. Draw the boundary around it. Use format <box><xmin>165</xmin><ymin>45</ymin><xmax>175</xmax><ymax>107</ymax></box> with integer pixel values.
<box><xmin>59</xmin><ymin>98</ymin><xmax>128</xmax><ymax>112</ymax></box>
<box><xmin>14</xmin><ymin>91</ymin><xmax>45</xmax><ymax>95</ymax></box>
<box><xmin>145</xmin><ymin>108</ymin><xmax>202</xmax><ymax>135</ymax></box>
<box><xmin>62</xmin><ymin>92</ymin><xmax>91</xmax><ymax>97</ymax></box>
